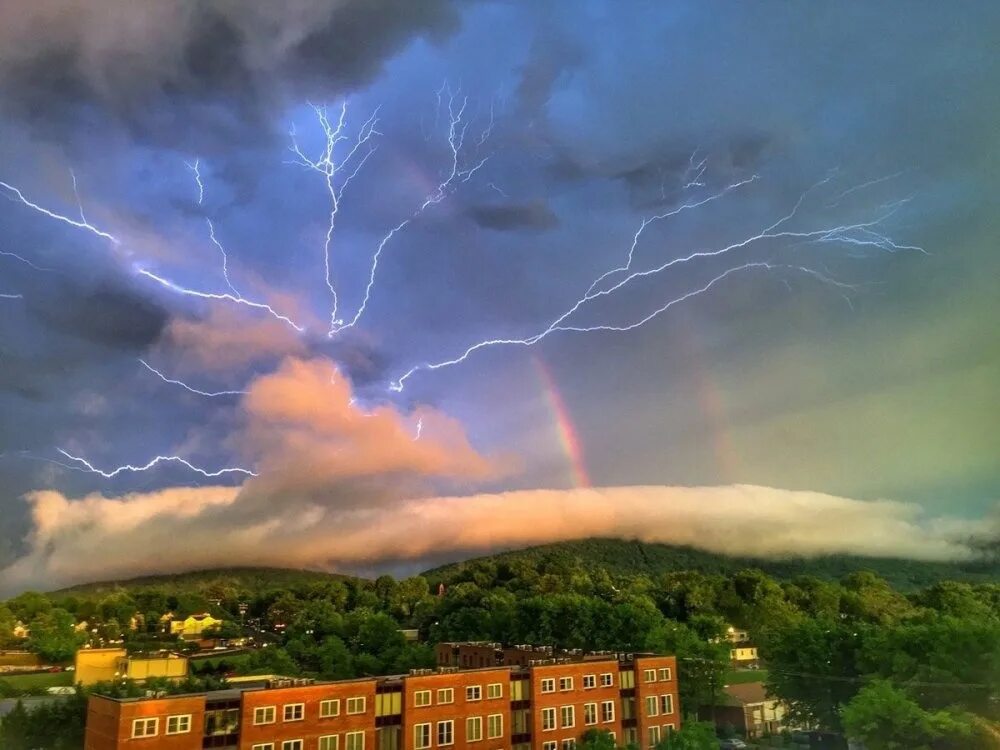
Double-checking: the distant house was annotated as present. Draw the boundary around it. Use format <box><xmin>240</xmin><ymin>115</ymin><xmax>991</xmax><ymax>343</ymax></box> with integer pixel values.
<box><xmin>723</xmin><ymin>625</ymin><xmax>760</xmax><ymax>668</ymax></box>
<box><xmin>74</xmin><ymin>620</ymin><xmax>90</xmax><ymax>633</ymax></box>
<box><xmin>169</xmin><ymin>613</ymin><xmax>224</xmax><ymax>639</ymax></box>
<box><xmin>398</xmin><ymin>629</ymin><xmax>421</xmax><ymax>643</ymax></box>
<box><xmin>700</xmin><ymin>681</ymin><xmax>789</xmax><ymax>739</ymax></box>
<box><xmin>11</xmin><ymin>621</ymin><xmax>29</xmax><ymax>639</ymax></box>
<box><xmin>74</xmin><ymin>647</ymin><xmax>188</xmax><ymax>686</ymax></box>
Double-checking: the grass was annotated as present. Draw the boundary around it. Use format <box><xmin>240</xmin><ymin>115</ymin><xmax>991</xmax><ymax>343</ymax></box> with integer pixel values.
<box><xmin>725</xmin><ymin>669</ymin><xmax>768</xmax><ymax>685</ymax></box>
<box><xmin>0</xmin><ymin>671</ymin><xmax>74</xmax><ymax>693</ymax></box>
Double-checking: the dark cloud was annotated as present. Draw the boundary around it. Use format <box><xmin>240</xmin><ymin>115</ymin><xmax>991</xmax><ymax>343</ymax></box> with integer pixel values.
<box><xmin>466</xmin><ymin>200</ymin><xmax>559</xmax><ymax>231</ymax></box>
<box><xmin>0</xmin><ymin>0</ymin><xmax>463</xmax><ymax>148</ymax></box>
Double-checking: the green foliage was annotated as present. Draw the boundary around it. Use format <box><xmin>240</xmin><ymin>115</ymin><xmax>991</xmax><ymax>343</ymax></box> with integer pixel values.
<box><xmin>27</xmin><ymin>608</ymin><xmax>86</xmax><ymax>663</ymax></box>
<box><xmin>580</xmin><ymin>728</ymin><xmax>618</xmax><ymax>750</ymax></box>
<box><xmin>0</xmin><ymin>689</ymin><xmax>88</xmax><ymax>750</ymax></box>
<box><xmin>656</xmin><ymin>721</ymin><xmax>718</xmax><ymax>750</ymax></box>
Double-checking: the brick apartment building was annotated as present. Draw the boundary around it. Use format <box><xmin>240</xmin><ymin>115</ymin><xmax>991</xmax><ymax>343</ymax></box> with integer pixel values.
<box><xmin>83</xmin><ymin>644</ymin><xmax>680</xmax><ymax>750</ymax></box>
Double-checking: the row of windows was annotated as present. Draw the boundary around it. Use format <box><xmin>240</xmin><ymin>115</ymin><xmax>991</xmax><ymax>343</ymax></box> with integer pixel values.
<box><xmin>254</xmin><ymin>697</ymin><xmax>366</xmax><ymax>726</ymax></box>
<box><xmin>131</xmin><ymin>715</ymin><xmax>190</xmax><ymax>738</ymax></box>
<box><xmin>412</xmin><ymin>714</ymin><xmax>503</xmax><ymax>749</ymax></box>
<box><xmin>542</xmin><ymin>738</ymin><xmax>590</xmax><ymax>750</ymax></box>
<box><xmin>643</xmin><ymin>694</ymin><xmax>675</xmax><ymax>717</ymax></box>
<box><xmin>541</xmin><ymin>701</ymin><xmax>615</xmax><ymax>731</ymax></box>
<box><xmin>539</xmin><ymin>673</ymin><xmax>614</xmax><ymax>694</ymax></box>
<box><xmin>641</xmin><ymin>668</ymin><xmax>673</xmax><ymax>683</ymax></box>
<box><xmin>414</xmin><ymin>682</ymin><xmax>503</xmax><ymax>708</ymax></box>
<box><xmin>251</xmin><ymin>733</ymin><xmax>364</xmax><ymax>750</ymax></box>
<box><xmin>647</xmin><ymin>724</ymin><xmax>678</xmax><ymax>747</ymax></box>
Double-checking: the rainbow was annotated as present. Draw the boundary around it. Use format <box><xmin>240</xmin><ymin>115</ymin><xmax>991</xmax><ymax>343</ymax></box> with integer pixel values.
<box><xmin>532</xmin><ymin>356</ymin><xmax>591</xmax><ymax>488</ymax></box>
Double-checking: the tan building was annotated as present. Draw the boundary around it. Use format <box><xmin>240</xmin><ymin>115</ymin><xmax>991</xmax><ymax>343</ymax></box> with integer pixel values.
<box><xmin>170</xmin><ymin>613</ymin><xmax>224</xmax><ymax>639</ymax></box>
<box><xmin>74</xmin><ymin>648</ymin><xmax>189</xmax><ymax>687</ymax></box>
<box><xmin>700</xmin><ymin>682</ymin><xmax>787</xmax><ymax>739</ymax></box>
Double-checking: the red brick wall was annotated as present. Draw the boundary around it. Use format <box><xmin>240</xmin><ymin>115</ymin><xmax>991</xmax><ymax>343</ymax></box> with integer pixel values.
<box><xmin>633</xmin><ymin>656</ymin><xmax>680</xmax><ymax>748</ymax></box>
<box><xmin>530</xmin><ymin>660</ymin><xmax>622</xmax><ymax>750</ymax></box>
<box><xmin>239</xmin><ymin>680</ymin><xmax>377</xmax><ymax>750</ymax></box>
<box><xmin>85</xmin><ymin>695</ymin><xmax>207</xmax><ymax>750</ymax></box>
<box><xmin>403</xmin><ymin>668</ymin><xmax>511</xmax><ymax>750</ymax></box>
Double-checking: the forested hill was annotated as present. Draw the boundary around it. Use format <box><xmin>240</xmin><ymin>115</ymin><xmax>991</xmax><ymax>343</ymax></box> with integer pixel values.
<box><xmin>422</xmin><ymin>538</ymin><xmax>1000</xmax><ymax>591</ymax></box>
<box><xmin>50</xmin><ymin>567</ymin><xmax>354</xmax><ymax>597</ymax></box>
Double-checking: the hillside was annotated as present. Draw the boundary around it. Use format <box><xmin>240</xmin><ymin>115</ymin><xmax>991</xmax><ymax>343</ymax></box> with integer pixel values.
<box><xmin>422</xmin><ymin>538</ymin><xmax>1000</xmax><ymax>591</ymax></box>
<box><xmin>50</xmin><ymin>567</ymin><xmax>357</xmax><ymax>597</ymax></box>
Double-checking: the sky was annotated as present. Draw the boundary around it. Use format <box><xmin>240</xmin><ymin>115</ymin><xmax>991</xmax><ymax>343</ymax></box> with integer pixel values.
<box><xmin>0</xmin><ymin>1</ymin><xmax>998</xmax><ymax>592</ymax></box>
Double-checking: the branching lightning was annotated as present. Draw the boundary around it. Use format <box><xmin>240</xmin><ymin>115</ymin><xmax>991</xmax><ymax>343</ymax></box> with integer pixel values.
<box><xmin>390</xmin><ymin>173</ymin><xmax>921</xmax><ymax>391</ymax></box>
<box><xmin>57</xmin><ymin>448</ymin><xmax>257</xmax><ymax>479</ymax></box>
<box><xmin>139</xmin><ymin>359</ymin><xmax>247</xmax><ymax>398</ymax></box>
<box><xmin>0</xmin><ymin>177</ymin><xmax>119</xmax><ymax>244</ymax></box>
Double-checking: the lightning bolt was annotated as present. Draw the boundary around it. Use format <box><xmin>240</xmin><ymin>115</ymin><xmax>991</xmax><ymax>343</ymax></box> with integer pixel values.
<box><xmin>56</xmin><ymin>448</ymin><xmax>257</xmax><ymax>479</ymax></box>
<box><xmin>139</xmin><ymin>359</ymin><xmax>247</xmax><ymax>398</ymax></box>
<box><xmin>186</xmin><ymin>159</ymin><xmax>205</xmax><ymax>205</ymax></box>
<box><xmin>413</xmin><ymin>417</ymin><xmax>424</xmax><ymax>441</ymax></box>
<box><xmin>334</xmin><ymin>87</ymin><xmax>491</xmax><ymax>334</ymax></box>
<box><xmin>0</xmin><ymin>177</ymin><xmax>119</xmax><ymax>244</ymax></box>
<box><xmin>390</xmin><ymin>174</ymin><xmax>920</xmax><ymax>391</ymax></box>
<box><xmin>1</xmin><ymin>293</ymin><xmax>23</xmax><ymax>300</ymax></box>
<box><xmin>289</xmin><ymin>102</ymin><xmax>381</xmax><ymax>333</ymax></box>
<box><xmin>1</xmin><ymin>250</ymin><xmax>54</xmax><ymax>273</ymax></box>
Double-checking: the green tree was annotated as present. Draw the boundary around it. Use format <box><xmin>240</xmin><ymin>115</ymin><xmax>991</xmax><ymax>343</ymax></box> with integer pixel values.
<box><xmin>28</xmin><ymin>608</ymin><xmax>85</xmax><ymax>663</ymax></box>
<box><xmin>645</xmin><ymin>620</ymin><xmax>728</xmax><ymax>718</ymax></box>
<box><xmin>656</xmin><ymin>721</ymin><xmax>718</xmax><ymax>750</ymax></box>
<box><xmin>579</xmin><ymin>728</ymin><xmax>617</xmax><ymax>750</ymax></box>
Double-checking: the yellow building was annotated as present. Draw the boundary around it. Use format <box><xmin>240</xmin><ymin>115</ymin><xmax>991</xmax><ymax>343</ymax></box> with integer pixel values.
<box><xmin>74</xmin><ymin>648</ymin><xmax>189</xmax><ymax>686</ymax></box>
<box><xmin>730</xmin><ymin>646</ymin><xmax>759</xmax><ymax>664</ymax></box>
<box><xmin>169</xmin><ymin>612</ymin><xmax>224</xmax><ymax>638</ymax></box>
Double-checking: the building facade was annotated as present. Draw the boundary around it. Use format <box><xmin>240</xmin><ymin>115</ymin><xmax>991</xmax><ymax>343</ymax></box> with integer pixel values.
<box><xmin>76</xmin><ymin>648</ymin><xmax>189</xmax><ymax>687</ymax></box>
<box><xmin>84</xmin><ymin>650</ymin><xmax>679</xmax><ymax>750</ymax></box>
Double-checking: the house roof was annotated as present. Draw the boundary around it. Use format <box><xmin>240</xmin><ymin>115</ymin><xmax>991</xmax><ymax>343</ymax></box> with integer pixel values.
<box><xmin>723</xmin><ymin>681</ymin><xmax>770</xmax><ymax>705</ymax></box>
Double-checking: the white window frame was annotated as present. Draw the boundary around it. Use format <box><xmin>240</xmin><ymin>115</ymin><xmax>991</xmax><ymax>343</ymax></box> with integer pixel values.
<box><xmin>282</xmin><ymin>741</ymin><xmax>304</xmax><ymax>750</ymax></box>
<box><xmin>466</xmin><ymin>716</ymin><xmax>483</xmax><ymax>742</ymax></box>
<box><xmin>560</xmin><ymin>705</ymin><xmax>575</xmax><ymax>729</ymax></box>
<box><xmin>561</xmin><ymin>740</ymin><xmax>577</xmax><ymax>750</ymax></box>
<box><xmin>543</xmin><ymin>743</ymin><xmax>557</xmax><ymax>750</ymax></box>
<box><xmin>414</xmin><ymin>723</ymin><xmax>432</xmax><ymax>750</ymax></box>
<box><xmin>437</xmin><ymin>688</ymin><xmax>454</xmax><ymax>704</ymax></box>
<box><xmin>166</xmin><ymin>714</ymin><xmax>191</xmax><ymax>735</ymax></box>
<box><xmin>252</xmin><ymin>745</ymin><xmax>275</xmax><ymax>750</ymax></box>
<box><xmin>540</xmin><ymin>678</ymin><xmax>556</xmax><ymax>694</ymax></box>
<box><xmin>601</xmin><ymin>700</ymin><xmax>615</xmax><ymax>723</ymax></box>
<box><xmin>320</xmin><ymin>699</ymin><xmax>341</xmax><ymax>718</ymax></box>
<box><xmin>648</xmin><ymin>727</ymin><xmax>660</xmax><ymax>748</ymax></box>
<box><xmin>661</xmin><ymin>694</ymin><xmax>674</xmax><ymax>715</ymax></box>
<box><xmin>437</xmin><ymin>720</ymin><xmax>454</xmax><ymax>747</ymax></box>
<box><xmin>283</xmin><ymin>703</ymin><xmax>305</xmax><ymax>722</ymax></box>
<box><xmin>583</xmin><ymin>702</ymin><xmax>597</xmax><ymax>726</ymax></box>
<box><xmin>541</xmin><ymin>707</ymin><xmax>557</xmax><ymax>731</ymax></box>
<box><xmin>466</xmin><ymin>685</ymin><xmax>482</xmax><ymax>702</ymax></box>
<box><xmin>254</xmin><ymin>706</ymin><xmax>277</xmax><ymax>725</ymax></box>
<box><xmin>658</xmin><ymin>668</ymin><xmax>672</xmax><ymax>681</ymax></box>
<box><xmin>486</xmin><ymin>682</ymin><xmax>503</xmax><ymax>699</ymax></box>
<box><xmin>487</xmin><ymin>714</ymin><xmax>503</xmax><ymax>739</ymax></box>
<box><xmin>319</xmin><ymin>736</ymin><xmax>340</xmax><ymax>750</ymax></box>
<box><xmin>582</xmin><ymin>674</ymin><xmax>596</xmax><ymax>689</ymax></box>
<box><xmin>347</xmin><ymin>697</ymin><xmax>366</xmax><ymax>715</ymax></box>
<box><xmin>415</xmin><ymin>690</ymin><xmax>432</xmax><ymax>707</ymax></box>
<box><xmin>131</xmin><ymin>717</ymin><xmax>158</xmax><ymax>738</ymax></box>
<box><xmin>346</xmin><ymin>731</ymin><xmax>365</xmax><ymax>750</ymax></box>
<box><xmin>559</xmin><ymin>676</ymin><xmax>574</xmax><ymax>691</ymax></box>
<box><xmin>643</xmin><ymin>669</ymin><xmax>656</xmax><ymax>683</ymax></box>
<box><xmin>645</xmin><ymin>696</ymin><xmax>659</xmax><ymax>716</ymax></box>
<box><xmin>600</xmin><ymin>673</ymin><xmax>613</xmax><ymax>687</ymax></box>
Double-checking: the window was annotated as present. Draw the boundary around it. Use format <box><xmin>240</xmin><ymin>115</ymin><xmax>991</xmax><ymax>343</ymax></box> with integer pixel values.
<box><xmin>658</xmin><ymin>668</ymin><xmax>672</xmax><ymax>681</ymax></box>
<box><xmin>467</xmin><ymin>716</ymin><xmax>483</xmax><ymax>742</ymax></box>
<box><xmin>582</xmin><ymin>674</ymin><xmax>596</xmax><ymax>689</ymax></box>
<box><xmin>619</xmin><ymin>670</ymin><xmax>635</xmax><ymax>689</ymax></box>
<box><xmin>437</xmin><ymin>720</ymin><xmax>454</xmax><ymax>746</ymax></box>
<box><xmin>131</xmin><ymin>718</ymin><xmax>158</xmax><ymax>738</ymax></box>
<box><xmin>560</xmin><ymin>706</ymin><xmax>575</xmax><ymax>729</ymax></box>
<box><xmin>584</xmin><ymin>703</ymin><xmax>597</xmax><ymax>725</ymax></box>
<box><xmin>252</xmin><ymin>745</ymin><xmax>275</xmax><ymax>750</ymax></box>
<box><xmin>540</xmin><ymin>678</ymin><xmax>556</xmax><ymax>693</ymax></box>
<box><xmin>466</xmin><ymin>685</ymin><xmax>482</xmax><ymax>701</ymax></box>
<box><xmin>601</xmin><ymin>701</ymin><xmax>615</xmax><ymax>723</ymax></box>
<box><xmin>254</xmin><ymin>706</ymin><xmax>276</xmax><ymax>725</ymax></box>
<box><xmin>600</xmin><ymin>673</ymin><xmax>613</xmax><ymax>687</ymax></box>
<box><xmin>437</xmin><ymin>688</ymin><xmax>454</xmax><ymax>704</ymax></box>
<box><xmin>662</xmin><ymin>724</ymin><xmax>676</xmax><ymax>736</ymax></box>
<box><xmin>511</xmin><ymin>679</ymin><xmax>530</xmax><ymax>701</ymax></box>
<box><xmin>487</xmin><ymin>714</ymin><xmax>503</xmax><ymax>739</ymax></box>
<box><xmin>541</xmin><ymin>707</ymin><xmax>557</xmax><ymax>731</ymax></box>
<box><xmin>487</xmin><ymin>682</ymin><xmax>503</xmax><ymax>699</ymax></box>
<box><xmin>414</xmin><ymin>724</ymin><xmax>432</xmax><ymax>750</ymax></box>
<box><xmin>166</xmin><ymin>715</ymin><xmax>191</xmax><ymax>734</ymax></box>
<box><xmin>347</xmin><ymin>697</ymin><xmax>366</xmax><ymax>715</ymax></box>
<box><xmin>377</xmin><ymin>727</ymin><xmax>400</xmax><ymax>750</ymax></box>
<box><xmin>648</xmin><ymin>727</ymin><xmax>661</xmax><ymax>748</ymax></box>
<box><xmin>375</xmin><ymin>693</ymin><xmax>401</xmax><ymax>718</ymax></box>
<box><xmin>645</xmin><ymin>696</ymin><xmax>659</xmax><ymax>716</ymax></box>
<box><xmin>415</xmin><ymin>690</ymin><xmax>432</xmax><ymax>707</ymax></box>
<box><xmin>643</xmin><ymin>669</ymin><xmax>656</xmax><ymax>683</ymax></box>
<box><xmin>320</xmin><ymin>699</ymin><xmax>341</xmax><ymax>718</ymax></box>
<box><xmin>561</xmin><ymin>740</ymin><xmax>576</xmax><ymax>750</ymax></box>
<box><xmin>512</xmin><ymin>708</ymin><xmax>530</xmax><ymax>735</ymax></box>
<box><xmin>346</xmin><ymin>732</ymin><xmax>365</xmax><ymax>750</ymax></box>
<box><xmin>660</xmin><ymin>694</ymin><xmax>674</xmax><ymax>715</ymax></box>
<box><xmin>543</xmin><ymin>743</ymin><xmax>558</xmax><ymax>750</ymax></box>
<box><xmin>284</xmin><ymin>703</ymin><xmax>304</xmax><ymax>722</ymax></box>
<box><xmin>320</xmin><ymin>737</ymin><xmax>340</xmax><ymax>750</ymax></box>
<box><xmin>559</xmin><ymin>676</ymin><xmax>573</xmax><ymax>691</ymax></box>
<box><xmin>283</xmin><ymin>742</ymin><xmax>304</xmax><ymax>750</ymax></box>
